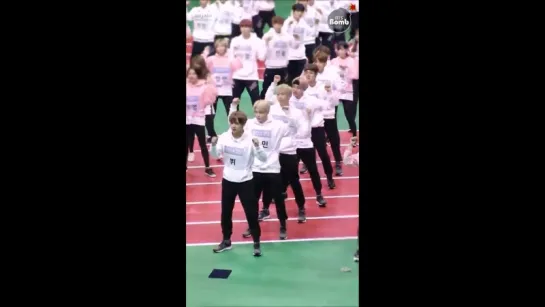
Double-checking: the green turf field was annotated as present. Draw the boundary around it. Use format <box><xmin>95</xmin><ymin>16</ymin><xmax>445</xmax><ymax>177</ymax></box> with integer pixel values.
<box><xmin>187</xmin><ymin>240</ymin><xmax>359</xmax><ymax>307</ymax></box>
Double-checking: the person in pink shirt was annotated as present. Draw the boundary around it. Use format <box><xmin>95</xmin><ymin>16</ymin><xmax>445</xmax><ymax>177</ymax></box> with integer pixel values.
<box><xmin>348</xmin><ymin>29</ymin><xmax>360</xmax><ymax>118</ymax></box>
<box><xmin>205</xmin><ymin>38</ymin><xmax>243</xmax><ymax>115</ymax></box>
<box><xmin>330</xmin><ymin>42</ymin><xmax>358</xmax><ymax>138</ymax></box>
<box><xmin>186</xmin><ymin>63</ymin><xmax>218</xmax><ymax>177</ymax></box>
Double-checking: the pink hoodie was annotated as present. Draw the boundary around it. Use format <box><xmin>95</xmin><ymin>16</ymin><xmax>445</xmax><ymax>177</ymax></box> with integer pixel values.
<box><xmin>330</xmin><ymin>56</ymin><xmax>357</xmax><ymax>99</ymax></box>
<box><xmin>205</xmin><ymin>53</ymin><xmax>243</xmax><ymax>96</ymax></box>
<box><xmin>186</xmin><ymin>79</ymin><xmax>217</xmax><ymax>126</ymax></box>
<box><xmin>348</xmin><ymin>40</ymin><xmax>359</xmax><ymax>80</ymax></box>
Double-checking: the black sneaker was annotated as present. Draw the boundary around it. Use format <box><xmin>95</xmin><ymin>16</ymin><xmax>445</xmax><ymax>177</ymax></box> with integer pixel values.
<box><xmin>253</xmin><ymin>243</ymin><xmax>262</xmax><ymax>257</ymax></box>
<box><xmin>316</xmin><ymin>195</ymin><xmax>327</xmax><ymax>207</ymax></box>
<box><xmin>327</xmin><ymin>178</ymin><xmax>336</xmax><ymax>189</ymax></box>
<box><xmin>297</xmin><ymin>209</ymin><xmax>307</xmax><ymax>223</ymax></box>
<box><xmin>242</xmin><ymin>228</ymin><xmax>252</xmax><ymax>238</ymax></box>
<box><xmin>335</xmin><ymin>163</ymin><xmax>343</xmax><ymax>176</ymax></box>
<box><xmin>354</xmin><ymin>250</ymin><xmax>359</xmax><ymax>262</ymax></box>
<box><xmin>205</xmin><ymin>168</ymin><xmax>216</xmax><ymax>177</ymax></box>
<box><xmin>213</xmin><ymin>240</ymin><xmax>232</xmax><ymax>253</ymax></box>
<box><xmin>299</xmin><ymin>165</ymin><xmax>308</xmax><ymax>174</ymax></box>
<box><xmin>258</xmin><ymin>209</ymin><xmax>270</xmax><ymax>221</ymax></box>
<box><xmin>279</xmin><ymin>227</ymin><xmax>288</xmax><ymax>240</ymax></box>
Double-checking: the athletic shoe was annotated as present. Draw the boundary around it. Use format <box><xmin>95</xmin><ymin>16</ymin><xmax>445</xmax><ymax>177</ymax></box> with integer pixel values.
<box><xmin>279</xmin><ymin>227</ymin><xmax>287</xmax><ymax>240</ymax></box>
<box><xmin>327</xmin><ymin>178</ymin><xmax>336</xmax><ymax>189</ymax></box>
<box><xmin>297</xmin><ymin>209</ymin><xmax>307</xmax><ymax>223</ymax></box>
<box><xmin>242</xmin><ymin>228</ymin><xmax>252</xmax><ymax>238</ymax></box>
<box><xmin>258</xmin><ymin>209</ymin><xmax>270</xmax><ymax>221</ymax></box>
<box><xmin>299</xmin><ymin>165</ymin><xmax>308</xmax><ymax>174</ymax></box>
<box><xmin>205</xmin><ymin>168</ymin><xmax>216</xmax><ymax>177</ymax></box>
<box><xmin>213</xmin><ymin>240</ymin><xmax>232</xmax><ymax>253</ymax></box>
<box><xmin>253</xmin><ymin>243</ymin><xmax>262</xmax><ymax>257</ymax></box>
<box><xmin>188</xmin><ymin>152</ymin><xmax>195</xmax><ymax>162</ymax></box>
<box><xmin>316</xmin><ymin>195</ymin><xmax>327</xmax><ymax>207</ymax></box>
<box><xmin>335</xmin><ymin>163</ymin><xmax>343</xmax><ymax>176</ymax></box>
<box><xmin>354</xmin><ymin>250</ymin><xmax>359</xmax><ymax>262</ymax></box>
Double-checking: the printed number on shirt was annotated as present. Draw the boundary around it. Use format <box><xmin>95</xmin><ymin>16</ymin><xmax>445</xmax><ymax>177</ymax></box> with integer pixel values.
<box><xmin>252</xmin><ymin>129</ymin><xmax>272</xmax><ymax>150</ymax></box>
<box><xmin>196</xmin><ymin>22</ymin><xmax>207</xmax><ymax>30</ymax></box>
<box><xmin>187</xmin><ymin>96</ymin><xmax>199</xmax><ymax>112</ymax></box>
<box><xmin>229</xmin><ymin>158</ymin><xmax>236</xmax><ymax>166</ymax></box>
<box><xmin>261</xmin><ymin>141</ymin><xmax>268</xmax><ymax>149</ymax></box>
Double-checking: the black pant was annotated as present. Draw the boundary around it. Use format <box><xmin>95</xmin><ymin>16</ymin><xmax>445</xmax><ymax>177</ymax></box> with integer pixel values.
<box><xmin>262</xmin><ymin>153</ymin><xmax>305</xmax><ymax>210</ymax></box>
<box><xmin>311</xmin><ymin>127</ymin><xmax>333</xmax><ymax>180</ymax></box>
<box><xmin>232</xmin><ymin>79</ymin><xmax>260</xmax><ymax>106</ymax></box>
<box><xmin>318</xmin><ymin>32</ymin><xmax>336</xmax><ymax>59</ymax></box>
<box><xmin>341</xmin><ymin>99</ymin><xmax>358</xmax><ymax>137</ymax></box>
<box><xmin>186</xmin><ymin>124</ymin><xmax>210</xmax><ymax>167</ymax></box>
<box><xmin>258</xmin><ymin>10</ymin><xmax>275</xmax><ymax>30</ymax></box>
<box><xmin>214</xmin><ymin>95</ymin><xmax>235</xmax><ymax>116</ymax></box>
<box><xmin>353</xmin><ymin>79</ymin><xmax>360</xmax><ymax>104</ymax></box>
<box><xmin>205</xmin><ymin>114</ymin><xmax>217</xmax><ymax>138</ymax></box>
<box><xmin>221</xmin><ymin>179</ymin><xmax>261</xmax><ymax>242</ymax></box>
<box><xmin>324</xmin><ymin>118</ymin><xmax>342</xmax><ymax>163</ymax></box>
<box><xmin>253</xmin><ymin>172</ymin><xmax>288</xmax><ymax>226</ymax></box>
<box><xmin>231</xmin><ymin>24</ymin><xmax>241</xmax><ymax>38</ymax></box>
<box><xmin>349</xmin><ymin>12</ymin><xmax>359</xmax><ymax>40</ymax></box>
<box><xmin>296</xmin><ymin>147</ymin><xmax>322</xmax><ymax>195</ymax></box>
<box><xmin>287</xmin><ymin>59</ymin><xmax>307</xmax><ymax>85</ymax></box>
<box><xmin>260</xmin><ymin>67</ymin><xmax>288</xmax><ymax>99</ymax></box>
<box><xmin>304</xmin><ymin>44</ymin><xmax>316</xmax><ymax>63</ymax></box>
<box><xmin>191</xmin><ymin>41</ymin><xmax>214</xmax><ymax>58</ymax></box>
<box><xmin>252</xmin><ymin>14</ymin><xmax>264</xmax><ymax>38</ymax></box>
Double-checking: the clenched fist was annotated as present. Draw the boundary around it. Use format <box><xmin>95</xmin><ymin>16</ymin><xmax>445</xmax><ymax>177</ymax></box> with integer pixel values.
<box><xmin>211</xmin><ymin>136</ymin><xmax>218</xmax><ymax>146</ymax></box>
<box><xmin>306</xmin><ymin>107</ymin><xmax>312</xmax><ymax>116</ymax></box>
<box><xmin>252</xmin><ymin>138</ymin><xmax>260</xmax><ymax>147</ymax></box>
<box><xmin>324</xmin><ymin>84</ymin><xmax>332</xmax><ymax>93</ymax></box>
<box><xmin>232</xmin><ymin>98</ymin><xmax>240</xmax><ymax>106</ymax></box>
<box><xmin>273</xmin><ymin>75</ymin><xmax>281</xmax><ymax>84</ymax></box>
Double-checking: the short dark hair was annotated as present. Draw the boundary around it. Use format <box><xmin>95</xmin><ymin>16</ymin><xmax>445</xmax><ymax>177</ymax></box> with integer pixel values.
<box><xmin>292</xmin><ymin>3</ymin><xmax>305</xmax><ymax>12</ymax></box>
<box><xmin>336</xmin><ymin>42</ymin><xmax>349</xmax><ymax>50</ymax></box>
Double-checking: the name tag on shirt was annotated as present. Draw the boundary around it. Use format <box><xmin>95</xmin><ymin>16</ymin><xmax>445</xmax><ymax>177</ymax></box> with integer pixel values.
<box><xmin>187</xmin><ymin>96</ymin><xmax>199</xmax><ymax>112</ymax></box>
<box><xmin>212</xmin><ymin>67</ymin><xmax>231</xmax><ymax>87</ymax></box>
<box><xmin>223</xmin><ymin>145</ymin><xmax>247</xmax><ymax>170</ymax></box>
<box><xmin>252</xmin><ymin>129</ymin><xmax>272</xmax><ymax>149</ymax></box>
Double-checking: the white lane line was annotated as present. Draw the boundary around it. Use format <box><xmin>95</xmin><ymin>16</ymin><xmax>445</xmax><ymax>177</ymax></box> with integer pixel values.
<box><xmin>186</xmin><ymin>176</ymin><xmax>359</xmax><ymax>186</ymax></box>
<box><xmin>187</xmin><ymin>214</ymin><xmax>358</xmax><ymax>225</ymax></box>
<box><xmin>186</xmin><ymin>194</ymin><xmax>359</xmax><ymax>205</ymax></box>
<box><xmin>186</xmin><ymin>236</ymin><xmax>358</xmax><ymax>247</ymax></box>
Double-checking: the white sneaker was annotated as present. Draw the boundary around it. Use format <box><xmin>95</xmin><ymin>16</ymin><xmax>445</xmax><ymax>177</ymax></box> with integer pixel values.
<box><xmin>188</xmin><ymin>152</ymin><xmax>195</xmax><ymax>162</ymax></box>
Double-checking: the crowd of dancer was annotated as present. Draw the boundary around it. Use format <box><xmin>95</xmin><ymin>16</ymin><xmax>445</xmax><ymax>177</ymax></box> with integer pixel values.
<box><xmin>186</xmin><ymin>0</ymin><xmax>360</xmax><ymax>261</ymax></box>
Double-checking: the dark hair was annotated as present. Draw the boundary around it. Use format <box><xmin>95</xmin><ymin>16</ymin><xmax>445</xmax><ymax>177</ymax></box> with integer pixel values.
<box><xmin>228</xmin><ymin>111</ymin><xmax>248</xmax><ymax>126</ymax></box>
<box><xmin>304</xmin><ymin>63</ymin><xmax>319</xmax><ymax>74</ymax></box>
<box><xmin>292</xmin><ymin>3</ymin><xmax>305</xmax><ymax>12</ymax></box>
<box><xmin>336</xmin><ymin>42</ymin><xmax>349</xmax><ymax>50</ymax></box>
<box><xmin>239</xmin><ymin>19</ymin><xmax>253</xmax><ymax>28</ymax></box>
<box><xmin>313</xmin><ymin>45</ymin><xmax>331</xmax><ymax>57</ymax></box>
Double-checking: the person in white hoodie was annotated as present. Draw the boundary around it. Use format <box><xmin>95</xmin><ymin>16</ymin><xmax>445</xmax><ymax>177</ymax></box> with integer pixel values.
<box><xmin>211</xmin><ymin>0</ymin><xmax>237</xmax><ymax>44</ymax></box>
<box><xmin>289</xmin><ymin>77</ymin><xmax>330</xmax><ymax>206</ymax></box>
<box><xmin>260</xmin><ymin>16</ymin><xmax>294</xmax><ymax>99</ymax></box>
<box><xmin>303</xmin><ymin>63</ymin><xmax>344</xmax><ymax>176</ymax></box>
<box><xmin>282</xmin><ymin>3</ymin><xmax>313</xmax><ymax>84</ymax></box>
<box><xmin>260</xmin><ymin>79</ymin><xmax>312</xmax><ymax>223</ymax></box>
<box><xmin>228</xmin><ymin>99</ymin><xmax>291</xmax><ymax>240</ymax></box>
<box><xmin>230</xmin><ymin>19</ymin><xmax>266</xmax><ymax>106</ymax></box>
<box><xmin>297</xmin><ymin>0</ymin><xmax>321</xmax><ymax>63</ymax></box>
<box><xmin>210</xmin><ymin>111</ymin><xmax>267</xmax><ymax>257</ymax></box>
<box><xmin>187</xmin><ymin>0</ymin><xmax>218</xmax><ymax>58</ymax></box>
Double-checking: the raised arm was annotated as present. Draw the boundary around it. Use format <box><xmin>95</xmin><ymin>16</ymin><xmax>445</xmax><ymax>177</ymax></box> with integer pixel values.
<box><xmin>210</xmin><ymin>135</ymin><xmax>223</xmax><ymax>159</ymax></box>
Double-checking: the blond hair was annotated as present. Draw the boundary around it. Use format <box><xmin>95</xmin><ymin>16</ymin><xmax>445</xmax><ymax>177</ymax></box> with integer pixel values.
<box><xmin>275</xmin><ymin>84</ymin><xmax>292</xmax><ymax>96</ymax></box>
